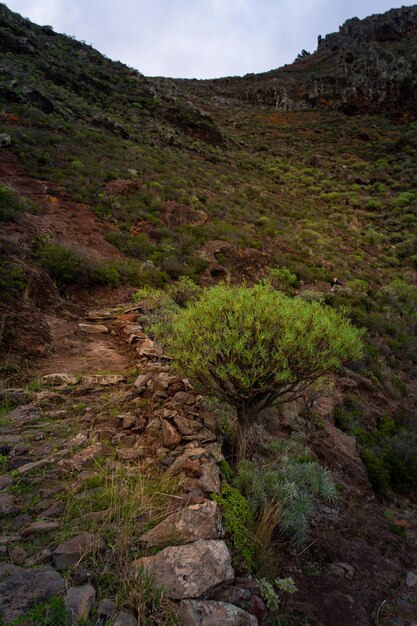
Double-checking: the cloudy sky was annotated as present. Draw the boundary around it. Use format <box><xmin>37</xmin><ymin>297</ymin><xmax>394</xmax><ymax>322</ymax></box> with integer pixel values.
<box><xmin>4</xmin><ymin>0</ymin><xmax>413</xmax><ymax>78</ymax></box>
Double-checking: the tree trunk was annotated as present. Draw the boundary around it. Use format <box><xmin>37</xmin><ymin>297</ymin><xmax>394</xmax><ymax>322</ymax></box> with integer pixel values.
<box><xmin>232</xmin><ymin>404</ymin><xmax>251</xmax><ymax>467</ymax></box>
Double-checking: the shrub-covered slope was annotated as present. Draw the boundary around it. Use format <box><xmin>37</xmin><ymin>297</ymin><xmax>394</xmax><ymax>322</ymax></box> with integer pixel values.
<box><xmin>0</xmin><ymin>4</ymin><xmax>417</xmax><ymax>623</ymax></box>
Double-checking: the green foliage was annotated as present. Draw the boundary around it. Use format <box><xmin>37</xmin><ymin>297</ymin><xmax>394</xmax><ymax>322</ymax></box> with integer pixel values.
<box><xmin>33</xmin><ymin>241</ymin><xmax>166</xmax><ymax>288</ymax></box>
<box><xmin>134</xmin><ymin>568</ymin><xmax>180</xmax><ymax>626</ymax></box>
<box><xmin>0</xmin><ymin>255</ymin><xmax>26</xmax><ymax>297</ymax></box>
<box><xmin>268</xmin><ymin>267</ymin><xmax>298</xmax><ymax>293</ymax></box>
<box><xmin>235</xmin><ymin>451</ymin><xmax>338</xmax><ymax>546</ymax></box>
<box><xmin>9</xmin><ymin>595</ymin><xmax>67</xmax><ymax>626</ymax></box>
<box><xmin>335</xmin><ymin>405</ymin><xmax>417</xmax><ymax>495</ymax></box>
<box><xmin>212</xmin><ymin>483</ymin><xmax>255</xmax><ymax>569</ymax></box>
<box><xmin>259</xmin><ymin>576</ymin><xmax>297</xmax><ymax>616</ymax></box>
<box><xmin>33</xmin><ymin>242</ymin><xmax>88</xmax><ymax>283</ymax></box>
<box><xmin>0</xmin><ymin>184</ymin><xmax>29</xmax><ymax>221</ymax></box>
<box><xmin>158</xmin><ymin>283</ymin><xmax>363</xmax><ymax>447</ymax></box>
<box><xmin>166</xmin><ymin>276</ymin><xmax>202</xmax><ymax>307</ymax></box>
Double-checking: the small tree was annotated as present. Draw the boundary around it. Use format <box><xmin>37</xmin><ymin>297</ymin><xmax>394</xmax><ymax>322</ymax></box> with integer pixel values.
<box><xmin>161</xmin><ymin>283</ymin><xmax>363</xmax><ymax>463</ymax></box>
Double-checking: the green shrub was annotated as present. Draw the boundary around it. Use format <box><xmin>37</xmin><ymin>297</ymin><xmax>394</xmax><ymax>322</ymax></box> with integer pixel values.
<box><xmin>212</xmin><ymin>483</ymin><xmax>255</xmax><ymax>569</ymax></box>
<box><xmin>156</xmin><ymin>282</ymin><xmax>363</xmax><ymax>462</ymax></box>
<box><xmin>33</xmin><ymin>242</ymin><xmax>89</xmax><ymax>283</ymax></box>
<box><xmin>361</xmin><ymin>447</ymin><xmax>390</xmax><ymax>495</ymax></box>
<box><xmin>235</xmin><ymin>456</ymin><xmax>337</xmax><ymax>546</ymax></box>
<box><xmin>0</xmin><ymin>184</ymin><xmax>30</xmax><ymax>221</ymax></box>
<box><xmin>0</xmin><ymin>256</ymin><xmax>26</xmax><ymax>297</ymax></box>
<box><xmin>166</xmin><ymin>276</ymin><xmax>202</xmax><ymax>307</ymax></box>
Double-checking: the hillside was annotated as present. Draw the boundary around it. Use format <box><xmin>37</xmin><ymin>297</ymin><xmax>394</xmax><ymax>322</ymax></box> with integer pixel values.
<box><xmin>0</xmin><ymin>3</ymin><xmax>417</xmax><ymax>625</ymax></box>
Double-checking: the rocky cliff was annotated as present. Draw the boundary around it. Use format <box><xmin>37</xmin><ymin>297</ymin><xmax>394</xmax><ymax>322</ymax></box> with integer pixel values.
<box><xmin>194</xmin><ymin>5</ymin><xmax>417</xmax><ymax>115</ymax></box>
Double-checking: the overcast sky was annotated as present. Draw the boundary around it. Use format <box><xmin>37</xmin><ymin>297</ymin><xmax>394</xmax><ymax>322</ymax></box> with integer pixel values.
<box><xmin>4</xmin><ymin>0</ymin><xmax>414</xmax><ymax>78</ymax></box>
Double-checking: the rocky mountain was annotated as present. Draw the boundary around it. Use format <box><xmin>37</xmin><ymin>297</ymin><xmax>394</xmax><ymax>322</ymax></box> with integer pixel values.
<box><xmin>188</xmin><ymin>5</ymin><xmax>417</xmax><ymax>115</ymax></box>
<box><xmin>0</xmin><ymin>3</ymin><xmax>417</xmax><ymax>626</ymax></box>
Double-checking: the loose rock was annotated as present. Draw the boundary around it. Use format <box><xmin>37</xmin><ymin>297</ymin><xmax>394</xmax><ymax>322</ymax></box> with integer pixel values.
<box><xmin>140</xmin><ymin>501</ymin><xmax>223</xmax><ymax>547</ymax></box>
<box><xmin>53</xmin><ymin>532</ymin><xmax>106</xmax><ymax>570</ymax></box>
<box><xmin>133</xmin><ymin>539</ymin><xmax>234</xmax><ymax>599</ymax></box>
<box><xmin>42</xmin><ymin>373</ymin><xmax>79</xmax><ymax>386</ymax></box>
<box><xmin>180</xmin><ymin>599</ymin><xmax>257</xmax><ymax>626</ymax></box>
<box><xmin>56</xmin><ymin>443</ymin><xmax>104</xmax><ymax>472</ymax></box>
<box><xmin>65</xmin><ymin>584</ymin><xmax>96</xmax><ymax>625</ymax></box>
<box><xmin>0</xmin><ymin>563</ymin><xmax>65</xmax><ymax>622</ymax></box>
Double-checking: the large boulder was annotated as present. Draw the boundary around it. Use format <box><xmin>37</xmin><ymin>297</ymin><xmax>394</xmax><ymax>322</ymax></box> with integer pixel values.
<box><xmin>180</xmin><ymin>600</ymin><xmax>257</xmax><ymax>626</ymax></box>
<box><xmin>0</xmin><ymin>563</ymin><xmax>65</xmax><ymax>622</ymax></box>
<box><xmin>139</xmin><ymin>501</ymin><xmax>223</xmax><ymax>546</ymax></box>
<box><xmin>132</xmin><ymin>540</ymin><xmax>234</xmax><ymax>599</ymax></box>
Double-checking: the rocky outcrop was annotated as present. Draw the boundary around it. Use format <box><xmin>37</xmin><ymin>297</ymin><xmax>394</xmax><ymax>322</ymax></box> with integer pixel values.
<box><xmin>199</xmin><ymin>5</ymin><xmax>417</xmax><ymax>116</ymax></box>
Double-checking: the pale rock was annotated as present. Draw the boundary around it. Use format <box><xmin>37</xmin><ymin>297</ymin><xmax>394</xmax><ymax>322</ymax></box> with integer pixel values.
<box><xmin>406</xmin><ymin>571</ymin><xmax>417</xmax><ymax>588</ymax></box>
<box><xmin>161</xmin><ymin>420</ymin><xmax>182</xmax><ymax>448</ymax></box>
<box><xmin>0</xmin><ymin>133</ymin><xmax>12</xmax><ymax>146</ymax></box>
<box><xmin>52</xmin><ymin>532</ymin><xmax>106</xmax><ymax>570</ymax></box>
<box><xmin>42</xmin><ymin>373</ymin><xmax>78</xmax><ymax>386</ymax></box>
<box><xmin>132</xmin><ymin>539</ymin><xmax>234</xmax><ymax>599</ymax></box>
<box><xmin>57</xmin><ymin>443</ymin><xmax>104</xmax><ymax>472</ymax></box>
<box><xmin>78</xmin><ymin>323</ymin><xmax>109</xmax><ymax>334</ymax></box>
<box><xmin>20</xmin><ymin>521</ymin><xmax>59</xmax><ymax>536</ymax></box>
<box><xmin>67</xmin><ymin>433</ymin><xmax>88</xmax><ymax>447</ymax></box>
<box><xmin>198</xmin><ymin>461</ymin><xmax>221</xmax><ymax>493</ymax></box>
<box><xmin>122</xmin><ymin>414</ymin><xmax>136</xmax><ymax>429</ymax></box>
<box><xmin>140</xmin><ymin>501</ymin><xmax>223</xmax><ymax>546</ymax></box>
<box><xmin>65</xmin><ymin>584</ymin><xmax>96</xmax><ymax>625</ymax></box>
<box><xmin>84</xmin><ymin>374</ymin><xmax>125</xmax><ymax>386</ymax></box>
<box><xmin>180</xmin><ymin>600</ymin><xmax>257</xmax><ymax>626</ymax></box>
<box><xmin>145</xmin><ymin>417</ymin><xmax>161</xmax><ymax>434</ymax></box>
<box><xmin>134</xmin><ymin>372</ymin><xmax>153</xmax><ymax>388</ymax></box>
<box><xmin>167</xmin><ymin>448</ymin><xmax>210</xmax><ymax>475</ymax></box>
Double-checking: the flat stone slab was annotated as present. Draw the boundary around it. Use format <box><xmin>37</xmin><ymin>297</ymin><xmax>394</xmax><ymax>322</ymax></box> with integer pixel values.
<box><xmin>83</xmin><ymin>374</ymin><xmax>125</xmax><ymax>386</ymax></box>
<box><xmin>132</xmin><ymin>539</ymin><xmax>234</xmax><ymax>599</ymax></box>
<box><xmin>78</xmin><ymin>323</ymin><xmax>109</xmax><ymax>334</ymax></box>
<box><xmin>20</xmin><ymin>521</ymin><xmax>60</xmax><ymax>536</ymax></box>
<box><xmin>0</xmin><ymin>563</ymin><xmax>65</xmax><ymax>623</ymax></box>
<box><xmin>42</xmin><ymin>373</ymin><xmax>79</xmax><ymax>386</ymax></box>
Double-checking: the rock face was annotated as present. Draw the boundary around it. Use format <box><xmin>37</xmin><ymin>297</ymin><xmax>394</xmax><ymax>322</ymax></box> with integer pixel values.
<box><xmin>140</xmin><ymin>501</ymin><xmax>224</xmax><ymax>546</ymax></box>
<box><xmin>0</xmin><ymin>563</ymin><xmax>66</xmax><ymax>622</ymax></box>
<box><xmin>180</xmin><ymin>599</ymin><xmax>258</xmax><ymax>626</ymax></box>
<box><xmin>210</xmin><ymin>5</ymin><xmax>417</xmax><ymax>116</ymax></box>
<box><xmin>133</xmin><ymin>539</ymin><xmax>234</xmax><ymax>599</ymax></box>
